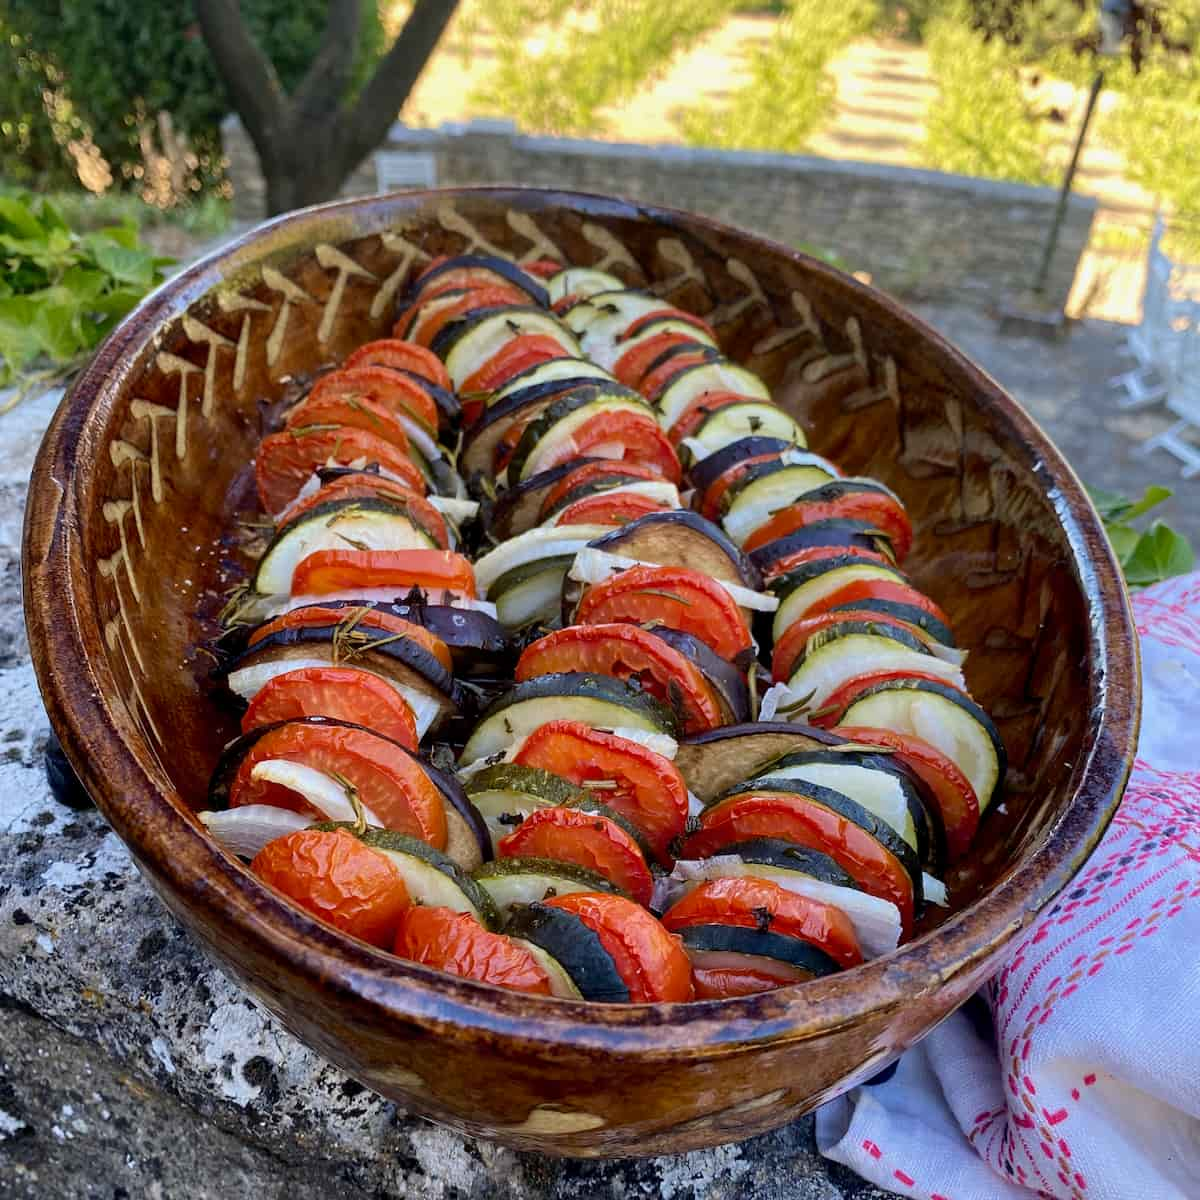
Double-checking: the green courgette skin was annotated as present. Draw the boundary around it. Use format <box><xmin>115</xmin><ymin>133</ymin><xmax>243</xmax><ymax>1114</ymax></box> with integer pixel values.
<box><xmin>504</xmin><ymin>903</ymin><xmax>630</xmax><ymax>1003</ymax></box>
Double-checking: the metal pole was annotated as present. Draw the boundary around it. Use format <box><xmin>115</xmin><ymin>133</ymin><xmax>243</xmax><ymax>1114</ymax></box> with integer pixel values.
<box><xmin>1033</xmin><ymin>69</ymin><xmax>1105</xmax><ymax>298</ymax></box>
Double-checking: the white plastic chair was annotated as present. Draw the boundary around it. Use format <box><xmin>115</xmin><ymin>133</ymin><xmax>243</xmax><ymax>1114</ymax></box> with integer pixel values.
<box><xmin>1137</xmin><ymin>297</ymin><xmax>1200</xmax><ymax>478</ymax></box>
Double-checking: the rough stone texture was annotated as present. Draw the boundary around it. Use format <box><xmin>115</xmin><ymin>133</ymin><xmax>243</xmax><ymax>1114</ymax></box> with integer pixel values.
<box><xmin>221</xmin><ymin>116</ymin><xmax>1095</xmax><ymax>314</ymax></box>
<box><xmin>1</xmin><ymin>301</ymin><xmax>1188</xmax><ymax>1197</ymax></box>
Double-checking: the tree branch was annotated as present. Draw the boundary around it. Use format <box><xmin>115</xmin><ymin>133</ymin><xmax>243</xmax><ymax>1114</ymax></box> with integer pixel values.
<box><xmin>193</xmin><ymin>0</ymin><xmax>289</xmax><ymax>155</ymax></box>
<box><xmin>337</xmin><ymin>0</ymin><xmax>460</xmax><ymax>169</ymax></box>
<box><xmin>291</xmin><ymin>0</ymin><xmax>362</xmax><ymax>122</ymax></box>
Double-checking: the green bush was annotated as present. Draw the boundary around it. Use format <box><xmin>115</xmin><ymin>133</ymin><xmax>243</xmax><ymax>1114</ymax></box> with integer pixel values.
<box><xmin>0</xmin><ymin>1</ymin><xmax>384</xmax><ymax>195</ymax></box>
<box><xmin>678</xmin><ymin>0</ymin><xmax>879</xmax><ymax>152</ymax></box>
<box><xmin>470</xmin><ymin>0</ymin><xmax>740</xmax><ymax>136</ymax></box>
<box><xmin>921</xmin><ymin>13</ymin><xmax>1052</xmax><ymax>185</ymax></box>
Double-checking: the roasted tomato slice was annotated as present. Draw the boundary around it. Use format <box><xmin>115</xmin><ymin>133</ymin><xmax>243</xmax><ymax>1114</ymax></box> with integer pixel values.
<box><xmin>460</xmin><ymin>334</ymin><xmax>575</xmax><ymax>424</ymax></box>
<box><xmin>279</xmin><ymin>476</ymin><xmax>450</xmax><ymax>549</ymax></box>
<box><xmin>690</xmin><ymin>963</ymin><xmax>800</xmax><ymax>999</ymax></box>
<box><xmin>771</xmin><ymin>611</ymin><xmax>927</xmax><ymax>683</ymax></box>
<box><xmin>394</xmin><ymin>905</ymin><xmax>553</xmax><ymax>995</ymax></box>
<box><xmin>666</xmin><ymin>390</ymin><xmax>752</xmax><ymax>444</ymax></box>
<box><xmin>698</xmin><ymin>451</ymin><xmax>791</xmax><ymax>521</ymax></box>
<box><xmin>497</xmin><ymin>807</ymin><xmax>654</xmax><ymax>906</ymax></box>
<box><xmin>543</xmin><ymin>893</ymin><xmax>693</xmax><ymax>1002</ymax></box>
<box><xmin>290</xmin><ymin>549</ymin><xmax>477</xmax><ymax>600</ymax></box>
<box><xmin>554</xmin><ymin>492</ymin><xmax>671</xmax><ymax>527</ymax></box>
<box><xmin>642</xmin><ymin>349</ymin><xmax>724</xmax><ymax>404</ymax></box>
<box><xmin>612</xmin><ymin>331</ymin><xmax>700</xmax><ymax>390</ymax></box>
<box><xmin>405</xmin><ymin>285</ymin><xmax>532</xmax><ymax>350</ymax></box>
<box><xmin>681</xmin><ymin>792</ymin><xmax>914</xmax><ymax>937</ymax></box>
<box><xmin>539</xmin><ymin>460</ymin><xmax>662</xmax><ymax>518</ymax></box>
<box><xmin>811</xmin><ymin>669</ymin><xmax>968</xmax><ymax>728</ymax></box>
<box><xmin>522</xmin><ymin>258</ymin><xmax>564</xmax><ymax>279</ymax></box>
<box><xmin>531</xmin><ymin>410</ymin><xmax>683</xmax><ymax>484</ymax></box>
<box><xmin>512</xmin><ymin>719</ymin><xmax>690</xmax><ymax>859</ymax></box>
<box><xmin>248</xmin><ymin>604</ymin><xmax>453</xmax><ymax>672</ymax></box>
<box><xmin>231</xmin><ymin>723</ymin><xmax>448</xmax><ymax>848</ymax></box>
<box><xmin>803</xmin><ymin>578</ymin><xmax>950</xmax><ymax>626</ymax></box>
<box><xmin>575</xmin><ymin>565</ymin><xmax>753</xmax><ymax>663</ymax></box>
<box><xmin>252</xmin><ymin>827</ymin><xmax>411</xmax><ymax>948</ymax></box>
<box><xmin>255</xmin><ymin>427</ymin><xmax>427</xmax><ymax>514</ymax></box>
<box><xmin>760</xmin><ymin>544</ymin><xmax>894</xmax><ymax>581</ymax></box>
<box><xmin>515</xmin><ymin>626</ymin><xmax>723</xmax><ymax>736</ymax></box>
<box><xmin>240</xmin><ymin>666</ymin><xmax>419</xmax><ymax>748</ymax></box>
<box><xmin>620</xmin><ymin>307</ymin><xmax>715</xmax><ymax>344</ymax></box>
<box><xmin>832</xmin><ymin>725</ymin><xmax>980</xmax><ymax>860</ymax></box>
<box><xmin>342</xmin><ymin>338</ymin><xmax>452</xmax><ymax>392</ymax></box>
<box><xmin>743</xmin><ymin>493</ymin><xmax>912</xmax><ymax>560</ymax></box>
<box><xmin>661</xmin><ymin>877</ymin><xmax>863</xmax><ymax>969</ymax></box>
<box><xmin>285</xmin><ymin>391</ymin><xmax>413</xmax><ymax>454</ymax></box>
<box><xmin>309</xmin><ymin>365</ymin><xmax>438</xmax><ymax>433</ymax></box>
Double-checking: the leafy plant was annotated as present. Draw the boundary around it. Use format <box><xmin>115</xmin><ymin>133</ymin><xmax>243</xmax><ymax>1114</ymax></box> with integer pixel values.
<box><xmin>677</xmin><ymin>0</ymin><xmax>879</xmax><ymax>152</ymax></box>
<box><xmin>0</xmin><ymin>191</ymin><xmax>171</xmax><ymax>409</ymax></box>
<box><xmin>921</xmin><ymin>11</ymin><xmax>1053</xmax><ymax>185</ymax></box>
<box><xmin>470</xmin><ymin>0</ymin><xmax>739</xmax><ymax>136</ymax></box>
<box><xmin>1087</xmin><ymin>484</ymin><xmax>1195</xmax><ymax>587</ymax></box>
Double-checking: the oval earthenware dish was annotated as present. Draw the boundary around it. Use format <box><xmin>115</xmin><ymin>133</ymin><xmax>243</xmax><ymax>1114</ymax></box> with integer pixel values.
<box><xmin>23</xmin><ymin>187</ymin><xmax>1139</xmax><ymax>1157</ymax></box>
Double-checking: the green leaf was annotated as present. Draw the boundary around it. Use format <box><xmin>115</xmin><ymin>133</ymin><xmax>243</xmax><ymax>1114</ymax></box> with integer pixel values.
<box><xmin>0</xmin><ymin>196</ymin><xmax>47</xmax><ymax>242</ymax></box>
<box><xmin>1085</xmin><ymin>484</ymin><xmax>1132</xmax><ymax>522</ymax></box>
<box><xmin>58</xmin><ymin>266</ymin><xmax>109</xmax><ymax>304</ymax></box>
<box><xmin>85</xmin><ymin>236</ymin><xmax>155</xmax><ymax>288</ymax></box>
<box><xmin>1122</xmin><ymin>521</ymin><xmax>1196</xmax><ymax>587</ymax></box>
<box><xmin>94</xmin><ymin>222</ymin><xmax>139</xmax><ymax>250</ymax></box>
<box><xmin>0</xmin><ymin>296</ymin><xmax>44</xmax><ymax>374</ymax></box>
<box><xmin>1120</xmin><ymin>484</ymin><xmax>1173</xmax><ymax>523</ymax></box>
<box><xmin>1105</xmin><ymin>522</ymin><xmax>1140</xmax><ymax>565</ymax></box>
<box><xmin>32</xmin><ymin>300</ymin><xmax>82</xmax><ymax>362</ymax></box>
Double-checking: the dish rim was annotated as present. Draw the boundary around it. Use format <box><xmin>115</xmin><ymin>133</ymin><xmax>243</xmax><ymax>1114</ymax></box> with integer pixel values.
<box><xmin>23</xmin><ymin>184</ymin><xmax>1140</xmax><ymax>1059</ymax></box>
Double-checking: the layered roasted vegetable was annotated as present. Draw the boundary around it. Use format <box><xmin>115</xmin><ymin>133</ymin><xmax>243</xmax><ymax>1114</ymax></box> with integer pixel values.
<box><xmin>198</xmin><ymin>251</ymin><xmax>1004</xmax><ymax>1004</ymax></box>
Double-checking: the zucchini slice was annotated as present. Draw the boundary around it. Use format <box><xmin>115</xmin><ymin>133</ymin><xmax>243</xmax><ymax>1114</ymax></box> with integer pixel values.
<box><xmin>720</xmin><ymin>461</ymin><xmax>845</xmax><ymax>548</ymax></box>
<box><xmin>460</xmin><ymin>376</ymin><xmax>601</xmax><ymax>479</ymax></box>
<box><xmin>485</xmin><ymin>457</ymin><xmax>605</xmax><ymax>541</ymax></box>
<box><xmin>473</xmin><ymin>856</ymin><xmax>625</xmax><ymax>915</ymax></box>
<box><xmin>355</xmin><ymin>829</ymin><xmax>501</xmax><ymax>929</ymax></box>
<box><xmin>546</xmin><ymin>268</ymin><xmax>625</xmax><ymax>304</ymax></box>
<box><xmin>438</xmin><ymin>308</ymin><xmax>581</xmax><ymax>390</ymax></box>
<box><xmin>504</xmin><ymin>902</ymin><xmax>630</xmax><ymax>1002</ymax></box>
<box><xmin>781</xmin><ymin>620</ymin><xmax>964</xmax><ymax>709</ymax></box>
<box><xmin>473</xmin><ymin>524</ymin><xmax>615</xmax><ymax>596</ymax></box>
<box><xmin>839</xmin><ymin>678</ymin><xmax>1006</xmax><ymax>812</ymax></box>
<box><xmin>826</xmin><ymin>597</ymin><xmax>955</xmax><ymax>647</ymax></box>
<box><xmin>489</xmin><ymin>357</ymin><xmax>613</xmax><ymax>405</ymax></box>
<box><xmin>655</xmin><ymin>360</ymin><xmax>770</xmax><ymax>429</ymax></box>
<box><xmin>460</xmin><ymin>672</ymin><xmax>678</xmax><ymax>764</ymax></box>
<box><xmin>252</xmin><ymin>498</ymin><xmax>437</xmax><ymax>596</ymax></box>
<box><xmin>506</xmin><ymin>385</ymin><xmax>653</xmax><ymax>483</ymax></box>
<box><xmin>560</xmin><ymin>290</ymin><xmax>670</xmax><ymax>363</ymax></box>
<box><xmin>688</xmin><ymin>436</ymin><xmax>802</xmax><ymax>497</ymax></box>
<box><xmin>676</xmin><ymin>924</ymin><xmax>842</xmax><ymax>980</ymax></box>
<box><xmin>770</xmin><ymin>558</ymin><xmax>908</xmax><ymax>641</ymax></box>
<box><xmin>466</xmin><ymin>764</ymin><xmax>588</xmax><ymax>851</ymax></box>
<box><xmin>488</xmin><ymin>553</ymin><xmax>576</xmax><ymax>631</ymax></box>
<box><xmin>682</xmin><ymin>402</ymin><xmax>806</xmax><ymax>462</ymax></box>
<box><xmin>750</xmin><ymin>749</ymin><xmax>930</xmax><ymax>861</ymax></box>
<box><xmin>610</xmin><ymin>316</ymin><xmax>719</xmax><ymax>360</ymax></box>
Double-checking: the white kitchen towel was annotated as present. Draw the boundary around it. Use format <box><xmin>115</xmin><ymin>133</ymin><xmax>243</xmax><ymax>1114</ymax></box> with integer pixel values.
<box><xmin>817</xmin><ymin>570</ymin><xmax>1200</xmax><ymax>1200</ymax></box>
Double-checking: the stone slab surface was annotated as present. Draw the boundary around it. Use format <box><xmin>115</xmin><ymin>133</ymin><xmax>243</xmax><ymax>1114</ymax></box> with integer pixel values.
<box><xmin>1</xmin><ymin>304</ymin><xmax>1189</xmax><ymax>1198</ymax></box>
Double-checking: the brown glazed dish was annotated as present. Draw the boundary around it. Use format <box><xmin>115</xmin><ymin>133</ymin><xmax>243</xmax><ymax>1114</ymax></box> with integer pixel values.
<box><xmin>23</xmin><ymin>187</ymin><xmax>1139</xmax><ymax>1157</ymax></box>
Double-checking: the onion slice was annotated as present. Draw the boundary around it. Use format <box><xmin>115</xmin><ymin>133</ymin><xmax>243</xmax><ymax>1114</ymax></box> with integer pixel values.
<box><xmin>200</xmin><ymin>805</ymin><xmax>310</xmax><ymax>858</ymax></box>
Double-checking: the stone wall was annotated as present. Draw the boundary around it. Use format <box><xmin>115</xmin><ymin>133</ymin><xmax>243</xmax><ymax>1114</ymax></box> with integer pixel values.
<box><xmin>222</xmin><ymin>115</ymin><xmax>1095</xmax><ymax>311</ymax></box>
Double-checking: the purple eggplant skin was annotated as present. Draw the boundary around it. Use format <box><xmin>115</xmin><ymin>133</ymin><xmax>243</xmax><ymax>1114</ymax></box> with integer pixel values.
<box><xmin>747</xmin><ymin>519</ymin><xmax>896</xmax><ymax>576</ymax></box>
<box><xmin>398</xmin><ymin>254</ymin><xmax>549</xmax><ymax>312</ymax></box>
<box><xmin>424</xmin><ymin>757</ymin><xmax>493</xmax><ymax>863</ymax></box>
<box><xmin>430</xmin><ymin>304</ymin><xmax>547</xmax><ymax>359</ymax></box>
<box><xmin>687</xmin><ymin>436</ymin><xmax>793</xmax><ymax>498</ymax></box>
<box><xmin>395</xmin><ymin>368</ymin><xmax>462</xmax><ymax>430</ymax></box>
<box><xmin>649</xmin><ymin>626</ymin><xmax>750</xmax><ymax>724</ymax></box>
<box><xmin>588</xmin><ymin>510</ymin><xmax>763</xmax><ymax>592</ymax></box>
